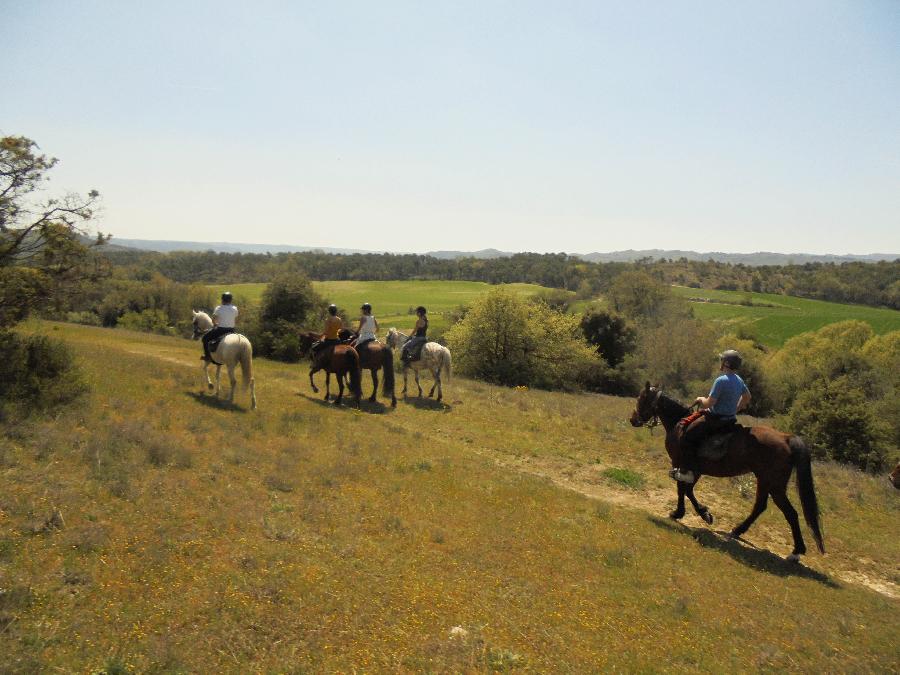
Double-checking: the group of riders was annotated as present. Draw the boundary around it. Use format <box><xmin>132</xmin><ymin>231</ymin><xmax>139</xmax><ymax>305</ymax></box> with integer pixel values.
<box><xmin>200</xmin><ymin>291</ymin><xmax>430</xmax><ymax>366</ymax></box>
<box><xmin>201</xmin><ymin>291</ymin><xmax>751</xmax><ymax>482</ymax></box>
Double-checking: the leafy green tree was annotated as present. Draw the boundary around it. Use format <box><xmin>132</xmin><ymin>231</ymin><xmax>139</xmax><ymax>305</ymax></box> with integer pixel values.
<box><xmin>580</xmin><ymin>310</ymin><xmax>636</xmax><ymax>367</ymax></box>
<box><xmin>607</xmin><ymin>271</ymin><xmax>671</xmax><ymax>323</ymax></box>
<box><xmin>632</xmin><ymin>315</ymin><xmax>718</xmax><ymax>396</ymax></box>
<box><xmin>445</xmin><ymin>289</ymin><xmax>599</xmax><ymax>390</ymax></box>
<box><xmin>251</xmin><ymin>273</ymin><xmax>327</xmax><ymax>361</ymax></box>
<box><xmin>1</xmin><ymin>135</ymin><xmax>107</xmax><ymax>325</ymax></box>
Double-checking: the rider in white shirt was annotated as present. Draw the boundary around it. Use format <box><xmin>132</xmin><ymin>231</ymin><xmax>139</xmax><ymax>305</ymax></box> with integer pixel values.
<box><xmin>354</xmin><ymin>303</ymin><xmax>379</xmax><ymax>346</ymax></box>
<box><xmin>202</xmin><ymin>291</ymin><xmax>238</xmax><ymax>362</ymax></box>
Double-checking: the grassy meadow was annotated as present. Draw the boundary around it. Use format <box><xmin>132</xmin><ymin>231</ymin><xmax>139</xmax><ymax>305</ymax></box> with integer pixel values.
<box><xmin>217</xmin><ymin>280</ymin><xmax>558</xmax><ymax>334</ymax></box>
<box><xmin>1</xmin><ymin>321</ymin><xmax>897</xmax><ymax>672</ymax></box>
<box><xmin>671</xmin><ymin>285</ymin><xmax>900</xmax><ymax>347</ymax></box>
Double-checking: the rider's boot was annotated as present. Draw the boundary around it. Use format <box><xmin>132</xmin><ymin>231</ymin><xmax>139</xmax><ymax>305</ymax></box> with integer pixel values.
<box><xmin>669</xmin><ymin>468</ymin><xmax>695</xmax><ymax>483</ymax></box>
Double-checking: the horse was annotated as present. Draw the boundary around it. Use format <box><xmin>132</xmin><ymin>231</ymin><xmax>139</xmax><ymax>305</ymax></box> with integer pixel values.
<box><xmin>297</xmin><ymin>332</ymin><xmax>362</xmax><ymax>407</ymax></box>
<box><xmin>385</xmin><ymin>328</ymin><xmax>452</xmax><ymax>402</ymax></box>
<box><xmin>191</xmin><ymin>311</ymin><xmax>257</xmax><ymax>409</ymax></box>
<box><xmin>629</xmin><ymin>382</ymin><xmax>824</xmax><ymax>561</ymax></box>
<box><xmin>339</xmin><ymin>329</ymin><xmax>396</xmax><ymax>407</ymax></box>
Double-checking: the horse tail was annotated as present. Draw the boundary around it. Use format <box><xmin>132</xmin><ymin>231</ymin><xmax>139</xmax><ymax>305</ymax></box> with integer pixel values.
<box><xmin>790</xmin><ymin>436</ymin><xmax>824</xmax><ymax>554</ymax></box>
<box><xmin>441</xmin><ymin>348</ymin><xmax>452</xmax><ymax>382</ymax></box>
<box><xmin>347</xmin><ymin>349</ymin><xmax>362</xmax><ymax>398</ymax></box>
<box><xmin>382</xmin><ymin>346</ymin><xmax>396</xmax><ymax>398</ymax></box>
<box><xmin>240</xmin><ymin>337</ymin><xmax>257</xmax><ymax>409</ymax></box>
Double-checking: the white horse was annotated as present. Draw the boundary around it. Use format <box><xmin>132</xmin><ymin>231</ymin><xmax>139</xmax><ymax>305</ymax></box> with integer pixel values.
<box><xmin>191</xmin><ymin>311</ymin><xmax>257</xmax><ymax>409</ymax></box>
<box><xmin>386</xmin><ymin>328</ymin><xmax>452</xmax><ymax>402</ymax></box>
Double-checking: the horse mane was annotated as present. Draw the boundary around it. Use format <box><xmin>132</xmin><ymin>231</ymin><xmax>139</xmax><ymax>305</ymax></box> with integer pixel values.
<box><xmin>656</xmin><ymin>389</ymin><xmax>691</xmax><ymax>421</ymax></box>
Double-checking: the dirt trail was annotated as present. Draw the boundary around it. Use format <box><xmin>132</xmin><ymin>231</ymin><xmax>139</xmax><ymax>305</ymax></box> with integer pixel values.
<box><xmin>113</xmin><ymin>340</ymin><xmax>900</xmax><ymax>601</ymax></box>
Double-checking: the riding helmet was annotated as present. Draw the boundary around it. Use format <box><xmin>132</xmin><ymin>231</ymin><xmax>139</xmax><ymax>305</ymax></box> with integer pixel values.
<box><xmin>361</xmin><ymin>303</ymin><xmax>372</xmax><ymax>313</ymax></box>
<box><xmin>221</xmin><ymin>291</ymin><xmax>233</xmax><ymax>303</ymax></box>
<box><xmin>328</xmin><ymin>304</ymin><xmax>338</xmax><ymax>316</ymax></box>
<box><xmin>415</xmin><ymin>306</ymin><xmax>427</xmax><ymax>315</ymax></box>
<box><xmin>719</xmin><ymin>350</ymin><xmax>742</xmax><ymax>369</ymax></box>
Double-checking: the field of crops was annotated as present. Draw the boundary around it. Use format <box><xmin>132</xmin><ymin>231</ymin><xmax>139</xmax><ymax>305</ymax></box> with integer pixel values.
<box><xmin>217</xmin><ymin>280</ymin><xmax>559</xmax><ymax>333</ymax></box>
<box><xmin>671</xmin><ymin>286</ymin><xmax>900</xmax><ymax>346</ymax></box>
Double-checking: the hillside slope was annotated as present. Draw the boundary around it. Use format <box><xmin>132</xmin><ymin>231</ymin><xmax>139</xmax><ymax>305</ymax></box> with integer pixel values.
<box><xmin>1</xmin><ymin>323</ymin><xmax>897</xmax><ymax>672</ymax></box>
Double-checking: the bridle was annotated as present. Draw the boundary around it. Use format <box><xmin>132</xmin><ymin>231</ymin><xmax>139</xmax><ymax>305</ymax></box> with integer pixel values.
<box><xmin>635</xmin><ymin>388</ymin><xmax>663</xmax><ymax>430</ymax></box>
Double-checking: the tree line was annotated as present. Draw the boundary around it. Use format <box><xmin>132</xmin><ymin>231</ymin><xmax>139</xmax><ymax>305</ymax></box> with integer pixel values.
<box><xmin>103</xmin><ymin>248</ymin><xmax>900</xmax><ymax>310</ymax></box>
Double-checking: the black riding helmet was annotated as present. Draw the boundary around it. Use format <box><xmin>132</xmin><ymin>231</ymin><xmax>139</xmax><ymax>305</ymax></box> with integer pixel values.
<box><xmin>361</xmin><ymin>303</ymin><xmax>372</xmax><ymax>313</ymax></box>
<box><xmin>328</xmin><ymin>304</ymin><xmax>338</xmax><ymax>316</ymax></box>
<box><xmin>719</xmin><ymin>349</ymin><xmax>742</xmax><ymax>370</ymax></box>
<box><xmin>415</xmin><ymin>306</ymin><xmax>427</xmax><ymax>315</ymax></box>
<box><xmin>221</xmin><ymin>291</ymin><xmax>233</xmax><ymax>304</ymax></box>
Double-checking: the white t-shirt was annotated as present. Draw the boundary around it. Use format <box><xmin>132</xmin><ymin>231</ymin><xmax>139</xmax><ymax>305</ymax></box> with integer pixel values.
<box><xmin>358</xmin><ymin>315</ymin><xmax>377</xmax><ymax>340</ymax></box>
<box><xmin>214</xmin><ymin>304</ymin><xmax>238</xmax><ymax>328</ymax></box>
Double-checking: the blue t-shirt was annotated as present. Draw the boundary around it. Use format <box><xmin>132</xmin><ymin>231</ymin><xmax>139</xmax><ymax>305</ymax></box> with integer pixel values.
<box><xmin>708</xmin><ymin>372</ymin><xmax>749</xmax><ymax>418</ymax></box>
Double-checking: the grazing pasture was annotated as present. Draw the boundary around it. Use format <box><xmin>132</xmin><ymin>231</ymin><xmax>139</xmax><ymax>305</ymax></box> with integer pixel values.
<box><xmin>2</xmin><ymin>321</ymin><xmax>897</xmax><ymax>672</ymax></box>
<box><xmin>671</xmin><ymin>285</ymin><xmax>900</xmax><ymax>347</ymax></box>
<box><xmin>212</xmin><ymin>280</ymin><xmax>564</xmax><ymax>333</ymax></box>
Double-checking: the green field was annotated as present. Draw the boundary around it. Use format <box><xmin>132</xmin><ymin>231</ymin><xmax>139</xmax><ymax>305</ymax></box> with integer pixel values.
<box><xmin>671</xmin><ymin>286</ymin><xmax>900</xmax><ymax>346</ymax></box>
<box><xmin>217</xmin><ymin>280</ymin><xmax>558</xmax><ymax>333</ymax></box>
<box><xmin>2</xmin><ymin>321</ymin><xmax>897</xmax><ymax>672</ymax></box>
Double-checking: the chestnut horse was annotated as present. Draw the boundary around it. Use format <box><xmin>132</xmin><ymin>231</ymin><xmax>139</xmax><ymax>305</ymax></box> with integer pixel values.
<box><xmin>630</xmin><ymin>383</ymin><xmax>824</xmax><ymax>560</ymax></box>
<box><xmin>297</xmin><ymin>332</ymin><xmax>362</xmax><ymax>407</ymax></box>
<box><xmin>339</xmin><ymin>329</ymin><xmax>397</xmax><ymax>407</ymax></box>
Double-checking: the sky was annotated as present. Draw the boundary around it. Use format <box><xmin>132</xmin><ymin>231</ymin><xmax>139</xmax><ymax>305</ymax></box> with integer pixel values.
<box><xmin>3</xmin><ymin>1</ymin><xmax>899</xmax><ymax>255</ymax></box>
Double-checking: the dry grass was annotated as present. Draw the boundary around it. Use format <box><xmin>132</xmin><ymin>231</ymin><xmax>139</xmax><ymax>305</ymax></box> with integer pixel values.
<box><xmin>0</xmin><ymin>321</ymin><xmax>897</xmax><ymax>672</ymax></box>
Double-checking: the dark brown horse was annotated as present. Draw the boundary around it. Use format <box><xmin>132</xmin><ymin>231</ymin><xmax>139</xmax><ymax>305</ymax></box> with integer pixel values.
<box><xmin>297</xmin><ymin>332</ymin><xmax>362</xmax><ymax>407</ymax></box>
<box><xmin>339</xmin><ymin>329</ymin><xmax>396</xmax><ymax>407</ymax></box>
<box><xmin>630</xmin><ymin>382</ymin><xmax>824</xmax><ymax>560</ymax></box>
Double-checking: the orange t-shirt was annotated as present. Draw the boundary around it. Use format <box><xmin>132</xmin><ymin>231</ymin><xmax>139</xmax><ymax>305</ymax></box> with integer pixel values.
<box><xmin>323</xmin><ymin>316</ymin><xmax>342</xmax><ymax>340</ymax></box>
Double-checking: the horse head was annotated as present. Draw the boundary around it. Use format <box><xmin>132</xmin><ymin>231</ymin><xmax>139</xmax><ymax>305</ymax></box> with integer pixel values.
<box><xmin>890</xmin><ymin>462</ymin><xmax>900</xmax><ymax>489</ymax></box>
<box><xmin>192</xmin><ymin>310</ymin><xmax>213</xmax><ymax>339</ymax></box>
<box><xmin>296</xmin><ymin>331</ymin><xmax>319</xmax><ymax>358</ymax></box>
<box><xmin>630</xmin><ymin>381</ymin><xmax>662</xmax><ymax>427</ymax></box>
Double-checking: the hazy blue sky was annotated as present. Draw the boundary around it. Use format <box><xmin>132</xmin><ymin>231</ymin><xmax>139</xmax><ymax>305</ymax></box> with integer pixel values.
<box><xmin>3</xmin><ymin>1</ymin><xmax>899</xmax><ymax>254</ymax></box>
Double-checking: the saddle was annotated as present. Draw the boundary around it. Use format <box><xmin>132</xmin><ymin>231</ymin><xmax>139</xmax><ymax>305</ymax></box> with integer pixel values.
<box><xmin>403</xmin><ymin>339</ymin><xmax>426</xmax><ymax>363</ymax></box>
<box><xmin>675</xmin><ymin>412</ymin><xmax>741</xmax><ymax>461</ymax></box>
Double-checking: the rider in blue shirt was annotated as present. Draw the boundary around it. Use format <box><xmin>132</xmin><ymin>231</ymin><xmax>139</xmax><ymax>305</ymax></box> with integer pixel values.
<box><xmin>671</xmin><ymin>350</ymin><xmax>751</xmax><ymax>483</ymax></box>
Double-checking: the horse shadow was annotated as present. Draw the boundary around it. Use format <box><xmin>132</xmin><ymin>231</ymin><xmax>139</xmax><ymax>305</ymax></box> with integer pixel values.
<box><xmin>647</xmin><ymin>515</ymin><xmax>839</xmax><ymax>588</ymax></box>
<box><xmin>402</xmin><ymin>396</ymin><xmax>452</xmax><ymax>412</ymax></box>
<box><xmin>295</xmin><ymin>391</ymin><xmax>390</xmax><ymax>414</ymax></box>
<box><xmin>186</xmin><ymin>391</ymin><xmax>249</xmax><ymax>413</ymax></box>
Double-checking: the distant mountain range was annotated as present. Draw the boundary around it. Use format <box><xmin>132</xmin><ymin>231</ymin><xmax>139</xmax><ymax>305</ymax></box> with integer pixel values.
<box><xmin>106</xmin><ymin>238</ymin><xmax>897</xmax><ymax>266</ymax></box>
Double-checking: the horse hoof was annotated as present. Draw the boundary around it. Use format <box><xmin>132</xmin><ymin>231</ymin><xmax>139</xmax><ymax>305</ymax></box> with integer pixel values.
<box><xmin>785</xmin><ymin>553</ymin><xmax>801</xmax><ymax>563</ymax></box>
<box><xmin>700</xmin><ymin>510</ymin><xmax>714</xmax><ymax>525</ymax></box>
<box><xmin>669</xmin><ymin>510</ymin><xmax>685</xmax><ymax>520</ymax></box>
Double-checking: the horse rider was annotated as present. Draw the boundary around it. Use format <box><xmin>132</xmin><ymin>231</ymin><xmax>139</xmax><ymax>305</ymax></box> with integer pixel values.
<box><xmin>313</xmin><ymin>304</ymin><xmax>343</xmax><ymax>359</ymax></box>
<box><xmin>671</xmin><ymin>349</ymin><xmax>752</xmax><ymax>483</ymax></box>
<box><xmin>401</xmin><ymin>306</ymin><xmax>428</xmax><ymax>364</ymax></box>
<box><xmin>202</xmin><ymin>291</ymin><xmax>238</xmax><ymax>362</ymax></box>
<box><xmin>352</xmin><ymin>302</ymin><xmax>379</xmax><ymax>347</ymax></box>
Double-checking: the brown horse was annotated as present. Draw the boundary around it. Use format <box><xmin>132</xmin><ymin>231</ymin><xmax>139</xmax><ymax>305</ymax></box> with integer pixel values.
<box><xmin>630</xmin><ymin>382</ymin><xmax>824</xmax><ymax>560</ymax></box>
<box><xmin>339</xmin><ymin>329</ymin><xmax>397</xmax><ymax>407</ymax></box>
<box><xmin>297</xmin><ymin>332</ymin><xmax>362</xmax><ymax>407</ymax></box>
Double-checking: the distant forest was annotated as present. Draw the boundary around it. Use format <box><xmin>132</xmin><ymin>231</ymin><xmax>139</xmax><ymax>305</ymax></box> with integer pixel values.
<box><xmin>102</xmin><ymin>249</ymin><xmax>900</xmax><ymax>310</ymax></box>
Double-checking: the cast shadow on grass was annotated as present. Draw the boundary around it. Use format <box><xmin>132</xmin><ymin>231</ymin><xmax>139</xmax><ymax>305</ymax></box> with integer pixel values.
<box><xmin>295</xmin><ymin>391</ymin><xmax>391</xmax><ymax>414</ymax></box>
<box><xmin>648</xmin><ymin>515</ymin><xmax>839</xmax><ymax>588</ymax></box>
<box><xmin>186</xmin><ymin>391</ymin><xmax>250</xmax><ymax>413</ymax></box>
<box><xmin>401</xmin><ymin>395</ymin><xmax>453</xmax><ymax>412</ymax></box>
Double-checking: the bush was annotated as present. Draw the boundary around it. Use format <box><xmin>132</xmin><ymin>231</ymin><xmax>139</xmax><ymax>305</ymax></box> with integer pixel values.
<box><xmin>118</xmin><ymin>308</ymin><xmax>175</xmax><ymax>335</ymax></box>
<box><xmin>0</xmin><ymin>332</ymin><xmax>86</xmax><ymax>418</ymax></box>
<box><xmin>445</xmin><ymin>289</ymin><xmax>599</xmax><ymax>390</ymax></box>
<box><xmin>249</xmin><ymin>273</ymin><xmax>326</xmax><ymax>361</ymax></box>
<box><xmin>783</xmin><ymin>376</ymin><xmax>889</xmax><ymax>472</ymax></box>
<box><xmin>580</xmin><ymin>310</ymin><xmax>636</xmax><ymax>367</ymax></box>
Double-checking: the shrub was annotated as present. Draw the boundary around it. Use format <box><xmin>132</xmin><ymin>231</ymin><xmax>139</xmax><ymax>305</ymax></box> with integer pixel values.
<box><xmin>783</xmin><ymin>376</ymin><xmax>890</xmax><ymax>472</ymax></box>
<box><xmin>0</xmin><ymin>332</ymin><xmax>86</xmax><ymax>418</ymax></box>
<box><xmin>580</xmin><ymin>310</ymin><xmax>636</xmax><ymax>367</ymax></box>
<box><xmin>250</xmin><ymin>273</ymin><xmax>326</xmax><ymax>361</ymax></box>
<box><xmin>118</xmin><ymin>308</ymin><xmax>175</xmax><ymax>335</ymax></box>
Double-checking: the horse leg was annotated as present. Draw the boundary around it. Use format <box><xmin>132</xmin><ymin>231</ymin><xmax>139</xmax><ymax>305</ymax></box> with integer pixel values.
<box><xmin>369</xmin><ymin>368</ymin><xmax>378</xmax><ymax>402</ymax></box>
<box><xmin>428</xmin><ymin>365</ymin><xmax>437</xmax><ymax>398</ymax></box>
<box><xmin>436</xmin><ymin>368</ymin><xmax>442</xmax><ymax>402</ymax></box>
<box><xmin>309</xmin><ymin>366</ymin><xmax>320</xmax><ymax>394</ymax></box>
<box><xmin>670</xmin><ymin>481</ymin><xmax>687</xmax><ymax>520</ymax></box>
<box><xmin>215</xmin><ymin>364</ymin><xmax>222</xmax><ymax>397</ymax></box>
<box><xmin>324</xmin><ymin>372</ymin><xmax>331</xmax><ymax>401</ymax></box>
<box><xmin>334</xmin><ymin>371</ymin><xmax>344</xmax><ymax>405</ymax></box>
<box><xmin>685</xmin><ymin>482</ymin><xmax>713</xmax><ymax>525</ymax></box>
<box><xmin>203</xmin><ymin>361</ymin><xmax>214</xmax><ymax>391</ymax></box>
<box><xmin>415</xmin><ymin>369</ymin><xmax>422</xmax><ymax>397</ymax></box>
<box><xmin>730</xmin><ymin>482</ymin><xmax>769</xmax><ymax>539</ymax></box>
<box><xmin>770</xmin><ymin>488</ymin><xmax>806</xmax><ymax>559</ymax></box>
<box><xmin>402</xmin><ymin>367</ymin><xmax>408</xmax><ymax>397</ymax></box>
<box><xmin>227</xmin><ymin>364</ymin><xmax>237</xmax><ymax>403</ymax></box>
